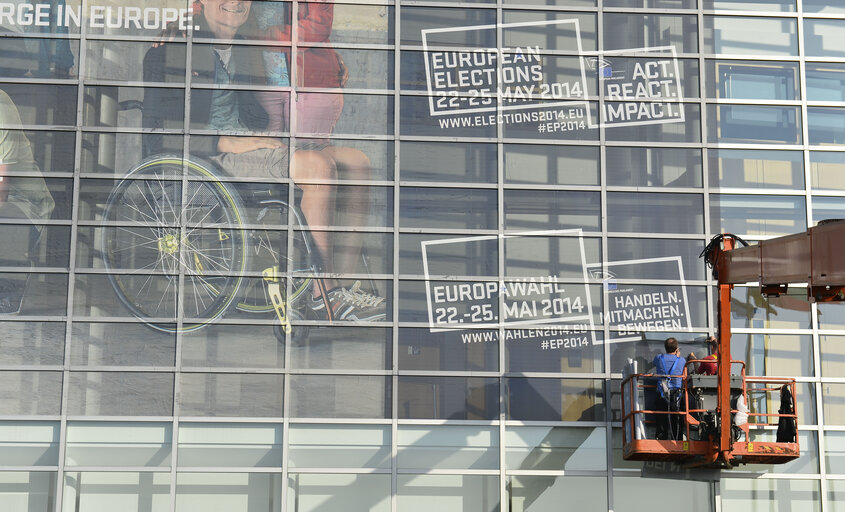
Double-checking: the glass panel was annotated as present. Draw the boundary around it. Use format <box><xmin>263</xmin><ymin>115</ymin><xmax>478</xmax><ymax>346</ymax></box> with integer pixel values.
<box><xmin>607</xmin><ymin>147</ymin><xmax>702</xmax><ymax>188</ymax></box>
<box><xmin>0</xmin><ymin>421</ymin><xmax>59</xmax><ymax>466</ymax></box>
<box><xmin>400</xmin><ymin>187</ymin><xmax>498</xmax><ymax>230</ymax></box>
<box><xmin>504</xmin><ymin>190</ymin><xmax>601</xmax><ymax>232</ymax></box>
<box><xmin>703</xmin><ymin>0</ymin><xmax>795</xmax><ymax>11</ymax></box>
<box><xmin>181</xmin><ymin>324</ymin><xmax>284</xmax><ymax>369</ymax></box>
<box><xmin>0</xmin><ymin>371</ymin><xmax>62</xmax><ymax>415</ymax></box>
<box><xmin>83</xmin><ymin>86</ymin><xmax>179</xmax><ymax>130</ymax></box>
<box><xmin>177</xmin><ymin>423</ymin><xmax>282</xmax><ymax>467</ymax></box>
<box><xmin>501</xmin><ymin>12</ymin><xmax>598</xmax><ymax>53</ymax></box>
<box><xmin>809</xmin><ymin>107</ymin><xmax>845</xmax><ymax>146</ymax></box>
<box><xmin>738</xmin><ymin>431</ymin><xmax>818</xmax><ymax>474</ymax></box>
<box><xmin>812</xmin><ymin>196</ymin><xmax>845</xmax><ymax>225</ymax></box>
<box><xmin>506</xmin><ymin>378</ymin><xmax>605</xmax><ymax>421</ymax></box>
<box><xmin>805</xmin><ymin>0</ymin><xmax>845</xmax><ymax>13</ymax></box>
<box><xmin>820</xmin><ymin>336</ymin><xmax>845</xmax><ymax>378</ymax></box>
<box><xmin>506</xmin><ymin>329</ymin><xmax>604</xmax><ymax>374</ymax></box>
<box><xmin>399</xmin><ymin>327</ymin><xmax>498</xmax><ymax>372</ymax></box>
<box><xmin>604</xmin><ymin>103</ymin><xmax>701</xmax><ymax>143</ymax></box>
<box><xmin>67</xmin><ymin>372</ymin><xmax>173</xmax><ymax>416</ymax></box>
<box><xmin>811</xmin><ymin>152</ymin><xmax>845</xmax><ymax>191</ymax></box>
<box><xmin>400</xmin><ymin>233</ymin><xmax>498</xmax><ymax>278</ymax></box>
<box><xmin>0</xmin><ymin>37</ymin><xmax>78</xmax><ymax>79</ymax></box>
<box><xmin>398</xmin><ymin>376</ymin><xmax>498</xmax><ymax>420</ymax></box>
<box><xmin>729</xmin><ymin>287</ymin><xmax>811</xmax><ymax>329</ymax></box>
<box><xmin>505</xmin><ymin>145</ymin><xmax>599</xmax><ymax>186</ymax></box>
<box><xmin>606</xmin><ymin>238</ymin><xmax>706</xmax><ymax>281</ymax></box>
<box><xmin>708</xmin><ymin>150</ymin><xmax>803</xmax><ymax>190</ymax></box>
<box><xmin>604</xmin><ymin>0</ymin><xmax>693</xmax><ymax>6</ymax></box>
<box><xmin>732</xmin><ymin>334</ymin><xmax>813</xmax><ymax>377</ymax></box>
<box><xmin>703</xmin><ymin>16</ymin><xmax>798</xmax><ymax>56</ymax></box>
<box><xmin>0</xmin><ymin>84</ymin><xmax>78</xmax><ymax>127</ymax></box>
<box><xmin>505</xmin><ymin>426</ymin><xmax>606</xmax><ymax>471</ymax></box>
<box><xmin>401</xmin><ymin>142</ymin><xmax>497</xmax><ymax>184</ymax></box>
<box><xmin>710</xmin><ymin>194</ymin><xmax>806</xmax><ymax>237</ymax></box>
<box><xmin>398</xmin><ymin>425</ymin><xmax>498</xmax><ymax>470</ymax></box>
<box><xmin>323</xmin><ymin>4</ymin><xmax>393</xmax><ymax>45</ymax></box>
<box><xmin>0</xmin><ymin>472</ymin><xmax>55</xmax><ymax>512</ymax></box>
<box><xmin>721</xmin><ymin>479</ymin><xmax>820</xmax><ymax>512</ymax></box>
<box><xmin>708</xmin><ymin>105</ymin><xmax>801</xmax><ymax>145</ymax></box>
<box><xmin>511</xmin><ymin>476</ymin><xmax>606</xmax><ymax>511</ymax></box>
<box><xmin>829</xmin><ymin>481</ymin><xmax>845</xmax><ymax>512</ymax></box>
<box><xmin>287</xmin><ymin>474</ymin><xmax>390</xmax><ymax>512</ymax></box>
<box><xmin>290</xmin><ymin>375</ymin><xmax>390</xmax><ymax>419</ymax></box>
<box><xmin>823</xmin><ymin>383</ymin><xmax>845</xmax><ymax>425</ymax></box>
<box><xmin>290</xmin><ymin>326</ymin><xmax>391</xmax><ymax>370</ymax></box>
<box><xmin>179</xmin><ymin>373</ymin><xmax>283</xmax><ymax>417</ymax></box>
<box><xmin>63</xmin><ymin>472</ymin><xmax>169</xmax><ymax>512</ymax></box>
<box><xmin>289</xmin><ymin>425</ymin><xmax>390</xmax><ymax>469</ymax></box>
<box><xmin>615</xmin><ymin>477</ymin><xmax>712</xmax><ymax>512</ymax></box>
<box><xmin>175</xmin><ymin>473</ymin><xmax>282</xmax><ymax>511</ymax></box>
<box><xmin>806</xmin><ymin>63</ymin><xmax>845</xmax><ymax>101</ymax></box>
<box><xmin>70</xmin><ymin>323</ymin><xmax>175</xmax><ymax>367</ymax></box>
<box><xmin>604</xmin><ymin>14</ymin><xmax>698</xmax><ymax>53</ymax></box>
<box><xmin>804</xmin><ymin>20</ymin><xmax>845</xmax><ymax>58</ymax></box>
<box><xmin>0</xmin><ymin>321</ymin><xmax>64</xmax><ymax>365</ymax></box>
<box><xmin>819</xmin><ymin>302</ymin><xmax>845</xmax><ymax>330</ymax></box>
<box><xmin>65</xmin><ymin>422</ymin><xmax>171</xmax><ymax>467</ymax></box>
<box><xmin>828</xmin><ymin>432</ymin><xmax>845</xmax><ymax>473</ymax></box>
<box><xmin>397</xmin><ymin>475</ymin><xmax>498</xmax><ymax>512</ymax></box>
<box><xmin>1</xmin><ymin>129</ymin><xmax>74</xmax><ymax>174</ymax></box>
<box><xmin>607</xmin><ymin>192</ymin><xmax>703</xmax><ymax>234</ymax></box>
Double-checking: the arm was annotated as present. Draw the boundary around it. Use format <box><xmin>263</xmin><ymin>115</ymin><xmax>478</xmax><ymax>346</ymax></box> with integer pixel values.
<box><xmin>297</xmin><ymin>2</ymin><xmax>334</xmax><ymax>43</ymax></box>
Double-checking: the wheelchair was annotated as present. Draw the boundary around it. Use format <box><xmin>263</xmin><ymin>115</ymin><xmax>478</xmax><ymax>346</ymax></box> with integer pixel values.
<box><xmin>100</xmin><ymin>153</ymin><xmax>322</xmax><ymax>341</ymax></box>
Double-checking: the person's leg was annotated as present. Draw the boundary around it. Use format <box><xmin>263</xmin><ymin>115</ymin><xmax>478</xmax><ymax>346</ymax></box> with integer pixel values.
<box><xmin>319</xmin><ymin>145</ymin><xmax>371</xmax><ymax>275</ymax></box>
<box><xmin>656</xmin><ymin>396</ymin><xmax>669</xmax><ymax>440</ymax></box>
<box><xmin>289</xmin><ymin>149</ymin><xmax>338</xmax><ymax>293</ymax></box>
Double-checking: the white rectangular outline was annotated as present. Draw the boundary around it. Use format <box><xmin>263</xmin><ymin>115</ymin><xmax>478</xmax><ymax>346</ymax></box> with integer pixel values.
<box><xmin>421</xmin><ymin>19</ymin><xmax>591</xmax><ymax>124</ymax></box>
<box><xmin>586</xmin><ymin>256</ymin><xmax>692</xmax><ymax>344</ymax></box>
<box><xmin>591</xmin><ymin>45</ymin><xmax>686</xmax><ymax>129</ymax></box>
<box><xmin>421</xmin><ymin>229</ymin><xmax>596</xmax><ymax>345</ymax></box>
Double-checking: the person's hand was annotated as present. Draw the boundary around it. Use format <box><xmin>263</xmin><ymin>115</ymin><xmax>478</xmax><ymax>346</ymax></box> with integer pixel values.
<box><xmin>152</xmin><ymin>21</ymin><xmax>187</xmax><ymax>48</ymax></box>
<box><xmin>336</xmin><ymin>53</ymin><xmax>349</xmax><ymax>87</ymax></box>
<box><xmin>217</xmin><ymin>136</ymin><xmax>285</xmax><ymax>154</ymax></box>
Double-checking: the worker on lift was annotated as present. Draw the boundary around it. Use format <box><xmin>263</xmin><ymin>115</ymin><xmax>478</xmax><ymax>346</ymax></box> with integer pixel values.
<box><xmin>693</xmin><ymin>336</ymin><xmax>719</xmax><ymax>375</ymax></box>
<box><xmin>653</xmin><ymin>337</ymin><xmax>686</xmax><ymax>440</ymax></box>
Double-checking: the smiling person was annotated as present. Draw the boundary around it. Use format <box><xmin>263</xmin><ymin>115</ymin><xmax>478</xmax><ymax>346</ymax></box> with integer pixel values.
<box><xmin>142</xmin><ymin>0</ymin><xmax>385</xmax><ymax>321</ymax></box>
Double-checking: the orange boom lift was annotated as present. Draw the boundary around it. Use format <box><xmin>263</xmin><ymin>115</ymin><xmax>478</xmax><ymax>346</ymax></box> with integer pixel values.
<box><xmin>621</xmin><ymin>220</ymin><xmax>845</xmax><ymax>468</ymax></box>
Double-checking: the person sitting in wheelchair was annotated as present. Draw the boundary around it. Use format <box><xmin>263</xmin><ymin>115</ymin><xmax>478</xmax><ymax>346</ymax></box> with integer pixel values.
<box><xmin>142</xmin><ymin>0</ymin><xmax>385</xmax><ymax>321</ymax></box>
<box><xmin>0</xmin><ymin>89</ymin><xmax>55</xmax><ymax>314</ymax></box>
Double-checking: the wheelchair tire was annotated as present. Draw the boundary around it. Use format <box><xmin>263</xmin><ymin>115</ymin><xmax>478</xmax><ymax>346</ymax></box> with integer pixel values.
<box><xmin>101</xmin><ymin>155</ymin><xmax>248</xmax><ymax>333</ymax></box>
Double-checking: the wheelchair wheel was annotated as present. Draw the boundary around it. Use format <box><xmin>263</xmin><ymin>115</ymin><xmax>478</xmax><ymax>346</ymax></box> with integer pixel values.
<box><xmin>235</xmin><ymin>199</ymin><xmax>315</xmax><ymax>314</ymax></box>
<box><xmin>101</xmin><ymin>156</ymin><xmax>248</xmax><ymax>333</ymax></box>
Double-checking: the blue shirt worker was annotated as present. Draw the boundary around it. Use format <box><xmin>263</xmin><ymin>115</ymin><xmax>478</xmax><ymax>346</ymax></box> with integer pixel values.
<box><xmin>653</xmin><ymin>337</ymin><xmax>686</xmax><ymax>440</ymax></box>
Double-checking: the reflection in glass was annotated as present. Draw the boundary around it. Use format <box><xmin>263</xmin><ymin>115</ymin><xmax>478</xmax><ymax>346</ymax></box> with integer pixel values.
<box><xmin>703</xmin><ymin>16</ymin><xmax>798</xmax><ymax>56</ymax></box>
<box><xmin>607</xmin><ymin>147</ymin><xmax>702</xmax><ymax>188</ymax></box>
<box><xmin>728</xmin><ymin>287</ymin><xmax>811</xmax><ymax>329</ymax></box>
<box><xmin>175</xmin><ymin>473</ymin><xmax>282</xmax><ymax>511</ymax></box>
<box><xmin>70</xmin><ymin>323</ymin><xmax>176</xmax><ymax>367</ymax></box>
<box><xmin>177</xmin><ymin>423</ymin><xmax>282</xmax><ymax>467</ymax></box>
<box><xmin>398</xmin><ymin>425</ymin><xmax>498</xmax><ymax>470</ymax></box>
<box><xmin>504</xmin><ymin>190</ymin><xmax>600</xmax><ymax>232</ymax></box>
<box><xmin>402</xmin><ymin>141</ymin><xmax>497</xmax><ymax>184</ymax></box>
<box><xmin>827</xmin><ymin>431</ymin><xmax>845</xmax><ymax>474</ymax></box>
<box><xmin>506</xmin><ymin>426</ymin><xmax>606</xmax><ymax>471</ymax></box>
<box><xmin>287</xmin><ymin>473</ymin><xmax>390</xmax><ymax>512</ymax></box>
<box><xmin>399</xmin><ymin>327</ymin><xmax>497</xmax><ymax>372</ymax></box>
<box><xmin>400</xmin><ymin>187</ymin><xmax>497</xmax><ymax>230</ymax></box>
<box><xmin>721</xmin><ymin>479</ymin><xmax>820</xmax><ymax>512</ymax></box>
<box><xmin>607</xmin><ymin>192</ymin><xmax>703</xmax><ymax>234</ymax></box>
<box><xmin>615</xmin><ymin>477</ymin><xmax>712</xmax><ymax>512</ymax></box>
<box><xmin>812</xmin><ymin>196</ymin><xmax>845</xmax><ymax>225</ymax></box>
<box><xmin>0</xmin><ymin>371</ymin><xmax>62</xmax><ymax>415</ymax></box>
<box><xmin>0</xmin><ymin>321</ymin><xmax>64</xmax><ymax>365</ymax></box>
<box><xmin>709</xmin><ymin>105</ymin><xmax>801</xmax><ymax>144</ymax></box>
<box><xmin>732</xmin><ymin>334</ymin><xmax>813</xmax><ymax>377</ymax></box>
<box><xmin>506</xmin><ymin>145</ymin><xmax>599</xmax><ymax>186</ymax></box>
<box><xmin>65</xmin><ymin>422</ymin><xmax>171</xmax><ymax>467</ymax></box>
<box><xmin>179</xmin><ymin>373</ymin><xmax>284</xmax><ymax>417</ymax></box>
<box><xmin>398</xmin><ymin>376</ymin><xmax>497</xmax><ymax>420</ymax></box>
<box><xmin>708</xmin><ymin>149</ymin><xmax>803</xmax><ymax>190</ymax></box>
<box><xmin>0</xmin><ymin>472</ymin><xmax>56</xmax><ymax>511</ymax></box>
<box><xmin>63</xmin><ymin>472</ymin><xmax>169</xmax><ymax>512</ymax></box>
<box><xmin>604</xmin><ymin>14</ymin><xmax>697</xmax><ymax>53</ymax></box>
<box><xmin>808</xmin><ymin>107</ymin><xmax>845</xmax><ymax>145</ymax></box>
<box><xmin>510</xmin><ymin>476</ymin><xmax>607</xmax><ymax>512</ymax></box>
<box><xmin>824</xmin><ymin>383</ymin><xmax>845</xmax><ymax>425</ymax></box>
<box><xmin>289</xmin><ymin>424</ymin><xmax>390</xmax><ymax>469</ymax></box>
<box><xmin>820</xmin><ymin>336</ymin><xmax>845</xmax><ymax>378</ymax></box>
<box><xmin>0</xmin><ymin>421</ymin><xmax>59</xmax><ymax>466</ymax></box>
<box><xmin>397</xmin><ymin>475</ymin><xmax>498</xmax><ymax>512</ymax></box>
<box><xmin>290</xmin><ymin>375</ymin><xmax>390</xmax><ymax>419</ymax></box>
<box><xmin>67</xmin><ymin>372</ymin><xmax>173</xmax><ymax>416</ymax></box>
<box><xmin>811</xmin><ymin>152</ymin><xmax>845</xmax><ymax>191</ymax></box>
<box><xmin>506</xmin><ymin>378</ymin><xmax>604</xmax><ymax>421</ymax></box>
<box><xmin>703</xmin><ymin>0</ymin><xmax>795</xmax><ymax>12</ymax></box>
<box><xmin>710</xmin><ymin>194</ymin><xmax>806</xmax><ymax>237</ymax></box>
<box><xmin>804</xmin><ymin>20</ymin><xmax>845</xmax><ymax>58</ymax></box>
<box><xmin>290</xmin><ymin>326</ymin><xmax>391</xmax><ymax>370</ymax></box>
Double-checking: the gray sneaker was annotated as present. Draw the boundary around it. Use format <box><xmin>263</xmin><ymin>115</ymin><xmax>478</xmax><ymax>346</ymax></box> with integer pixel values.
<box><xmin>311</xmin><ymin>281</ymin><xmax>386</xmax><ymax>321</ymax></box>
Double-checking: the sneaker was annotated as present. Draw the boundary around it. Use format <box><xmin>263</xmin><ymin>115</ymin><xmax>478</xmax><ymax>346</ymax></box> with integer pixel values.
<box><xmin>311</xmin><ymin>281</ymin><xmax>386</xmax><ymax>321</ymax></box>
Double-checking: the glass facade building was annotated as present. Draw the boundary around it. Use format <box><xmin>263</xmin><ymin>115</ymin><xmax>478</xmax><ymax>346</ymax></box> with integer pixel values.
<box><xmin>1</xmin><ymin>0</ymin><xmax>844</xmax><ymax>510</ymax></box>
